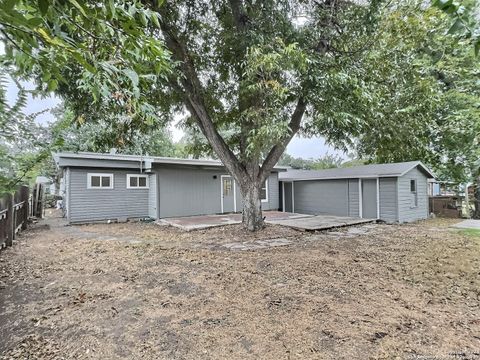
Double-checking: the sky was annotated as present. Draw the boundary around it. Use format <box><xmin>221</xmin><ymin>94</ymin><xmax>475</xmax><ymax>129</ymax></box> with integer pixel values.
<box><xmin>6</xmin><ymin>80</ymin><xmax>341</xmax><ymax>159</ymax></box>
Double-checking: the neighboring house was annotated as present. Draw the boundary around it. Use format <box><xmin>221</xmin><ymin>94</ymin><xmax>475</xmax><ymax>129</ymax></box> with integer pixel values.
<box><xmin>279</xmin><ymin>161</ymin><xmax>435</xmax><ymax>223</ymax></box>
<box><xmin>35</xmin><ymin>176</ymin><xmax>56</xmax><ymax>195</ymax></box>
<box><xmin>54</xmin><ymin>152</ymin><xmax>282</xmax><ymax>224</ymax></box>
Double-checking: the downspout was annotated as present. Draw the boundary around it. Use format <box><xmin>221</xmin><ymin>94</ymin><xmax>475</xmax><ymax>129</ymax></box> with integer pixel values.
<box><xmin>292</xmin><ymin>181</ymin><xmax>295</xmax><ymax>213</ymax></box>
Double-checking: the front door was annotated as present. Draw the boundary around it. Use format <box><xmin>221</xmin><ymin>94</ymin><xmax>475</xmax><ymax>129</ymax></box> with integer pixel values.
<box><xmin>221</xmin><ymin>175</ymin><xmax>235</xmax><ymax>213</ymax></box>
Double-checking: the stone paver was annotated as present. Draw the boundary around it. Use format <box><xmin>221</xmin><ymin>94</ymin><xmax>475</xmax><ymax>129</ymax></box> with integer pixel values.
<box><xmin>221</xmin><ymin>238</ymin><xmax>293</xmax><ymax>251</ymax></box>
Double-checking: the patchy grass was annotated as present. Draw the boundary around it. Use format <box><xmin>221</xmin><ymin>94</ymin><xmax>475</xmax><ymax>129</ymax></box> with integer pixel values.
<box><xmin>458</xmin><ymin>228</ymin><xmax>480</xmax><ymax>238</ymax></box>
<box><xmin>1</xmin><ymin>213</ymin><xmax>479</xmax><ymax>359</ymax></box>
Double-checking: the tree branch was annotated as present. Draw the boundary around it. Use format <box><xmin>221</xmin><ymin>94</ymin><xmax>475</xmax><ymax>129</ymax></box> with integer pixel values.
<box><xmin>156</xmin><ymin>9</ymin><xmax>247</xmax><ymax>179</ymax></box>
<box><xmin>260</xmin><ymin>97</ymin><xmax>307</xmax><ymax>181</ymax></box>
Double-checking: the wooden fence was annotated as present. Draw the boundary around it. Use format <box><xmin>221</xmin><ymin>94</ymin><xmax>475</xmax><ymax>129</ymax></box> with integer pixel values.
<box><xmin>0</xmin><ymin>185</ymin><xmax>30</xmax><ymax>249</ymax></box>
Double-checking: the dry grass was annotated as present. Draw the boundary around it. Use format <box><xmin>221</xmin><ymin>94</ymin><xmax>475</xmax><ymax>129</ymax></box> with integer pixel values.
<box><xmin>0</xmin><ymin>214</ymin><xmax>479</xmax><ymax>359</ymax></box>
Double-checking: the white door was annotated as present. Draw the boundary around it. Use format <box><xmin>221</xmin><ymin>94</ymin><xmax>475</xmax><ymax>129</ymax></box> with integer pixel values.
<box><xmin>221</xmin><ymin>175</ymin><xmax>235</xmax><ymax>213</ymax></box>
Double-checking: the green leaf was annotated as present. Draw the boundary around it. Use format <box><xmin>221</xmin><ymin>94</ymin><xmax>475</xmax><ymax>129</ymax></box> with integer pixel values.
<box><xmin>107</xmin><ymin>0</ymin><xmax>116</xmax><ymax>19</ymax></box>
<box><xmin>47</xmin><ymin>79</ymin><xmax>58</xmax><ymax>91</ymax></box>
<box><xmin>139</xmin><ymin>11</ymin><xmax>148</xmax><ymax>26</ymax></box>
<box><xmin>68</xmin><ymin>0</ymin><xmax>88</xmax><ymax>17</ymax></box>
<box><xmin>124</xmin><ymin>69</ymin><xmax>139</xmax><ymax>87</ymax></box>
<box><xmin>151</xmin><ymin>13</ymin><xmax>160</xmax><ymax>28</ymax></box>
<box><xmin>28</xmin><ymin>17</ymin><xmax>43</xmax><ymax>27</ymax></box>
<box><xmin>432</xmin><ymin>0</ymin><xmax>453</xmax><ymax>10</ymax></box>
<box><xmin>447</xmin><ymin>18</ymin><xmax>464</xmax><ymax>34</ymax></box>
<box><xmin>3</xmin><ymin>0</ymin><xmax>17</xmax><ymax>11</ymax></box>
<box><xmin>38</xmin><ymin>0</ymin><xmax>49</xmax><ymax>15</ymax></box>
<box><xmin>71</xmin><ymin>52</ymin><xmax>96</xmax><ymax>73</ymax></box>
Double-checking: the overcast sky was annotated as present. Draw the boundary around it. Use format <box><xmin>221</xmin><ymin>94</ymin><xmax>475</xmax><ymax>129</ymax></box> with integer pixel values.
<box><xmin>6</xmin><ymin>80</ymin><xmax>341</xmax><ymax>159</ymax></box>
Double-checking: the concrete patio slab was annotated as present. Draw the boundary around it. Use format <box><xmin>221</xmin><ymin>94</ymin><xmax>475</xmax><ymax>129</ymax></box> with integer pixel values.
<box><xmin>266</xmin><ymin>215</ymin><xmax>375</xmax><ymax>231</ymax></box>
<box><xmin>159</xmin><ymin>211</ymin><xmax>312</xmax><ymax>231</ymax></box>
<box><xmin>450</xmin><ymin>219</ymin><xmax>480</xmax><ymax>230</ymax></box>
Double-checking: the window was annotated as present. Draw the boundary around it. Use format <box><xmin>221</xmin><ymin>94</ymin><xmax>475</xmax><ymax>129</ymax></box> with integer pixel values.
<box><xmin>410</xmin><ymin>179</ymin><xmax>418</xmax><ymax>207</ymax></box>
<box><xmin>127</xmin><ymin>174</ymin><xmax>149</xmax><ymax>189</ymax></box>
<box><xmin>87</xmin><ymin>173</ymin><xmax>113</xmax><ymax>189</ymax></box>
<box><xmin>410</xmin><ymin>179</ymin><xmax>416</xmax><ymax>193</ymax></box>
<box><xmin>223</xmin><ymin>177</ymin><xmax>233</xmax><ymax>196</ymax></box>
<box><xmin>261</xmin><ymin>180</ymin><xmax>268</xmax><ymax>202</ymax></box>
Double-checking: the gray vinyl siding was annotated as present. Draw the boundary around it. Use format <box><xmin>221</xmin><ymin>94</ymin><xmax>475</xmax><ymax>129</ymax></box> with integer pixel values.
<box><xmin>348</xmin><ymin>179</ymin><xmax>359</xmax><ymax>217</ymax></box>
<box><xmin>379</xmin><ymin>178</ymin><xmax>398</xmax><ymax>223</ymax></box>
<box><xmin>362</xmin><ymin>179</ymin><xmax>377</xmax><ymax>219</ymax></box>
<box><xmin>148</xmin><ymin>173</ymin><xmax>158</xmax><ymax>218</ymax></box>
<box><xmin>293</xmin><ymin>179</ymin><xmax>349</xmax><ymax>216</ymax></box>
<box><xmin>157</xmin><ymin>167</ymin><xmax>222</xmax><ymax>218</ymax></box>
<box><xmin>68</xmin><ymin>169</ymin><xmax>149</xmax><ymax>223</ymax></box>
<box><xmin>397</xmin><ymin>167</ymin><xmax>429</xmax><ymax>223</ymax></box>
<box><xmin>264</xmin><ymin>172</ymin><xmax>279</xmax><ymax>210</ymax></box>
<box><xmin>65</xmin><ymin>165</ymin><xmax>281</xmax><ymax>222</ymax></box>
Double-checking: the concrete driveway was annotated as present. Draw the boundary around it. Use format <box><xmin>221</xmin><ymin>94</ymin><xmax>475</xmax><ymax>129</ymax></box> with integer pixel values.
<box><xmin>450</xmin><ymin>219</ymin><xmax>480</xmax><ymax>229</ymax></box>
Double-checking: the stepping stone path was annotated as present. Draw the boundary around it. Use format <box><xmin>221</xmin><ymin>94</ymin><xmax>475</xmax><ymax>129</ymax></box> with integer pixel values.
<box><xmin>221</xmin><ymin>238</ymin><xmax>293</xmax><ymax>251</ymax></box>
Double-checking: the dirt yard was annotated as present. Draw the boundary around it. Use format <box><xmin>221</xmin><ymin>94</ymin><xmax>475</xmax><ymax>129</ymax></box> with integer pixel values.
<box><xmin>0</xmin><ymin>211</ymin><xmax>479</xmax><ymax>359</ymax></box>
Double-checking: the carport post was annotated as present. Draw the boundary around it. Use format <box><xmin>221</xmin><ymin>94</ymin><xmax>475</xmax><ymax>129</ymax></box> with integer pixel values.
<box><xmin>282</xmin><ymin>182</ymin><xmax>285</xmax><ymax>212</ymax></box>
<box><xmin>292</xmin><ymin>181</ymin><xmax>295</xmax><ymax>213</ymax></box>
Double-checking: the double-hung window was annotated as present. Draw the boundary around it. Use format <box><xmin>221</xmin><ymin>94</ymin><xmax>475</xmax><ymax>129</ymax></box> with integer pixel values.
<box><xmin>127</xmin><ymin>174</ymin><xmax>149</xmax><ymax>189</ymax></box>
<box><xmin>87</xmin><ymin>173</ymin><xmax>114</xmax><ymax>189</ymax></box>
<box><xmin>261</xmin><ymin>180</ymin><xmax>268</xmax><ymax>202</ymax></box>
<box><xmin>410</xmin><ymin>179</ymin><xmax>418</xmax><ymax>207</ymax></box>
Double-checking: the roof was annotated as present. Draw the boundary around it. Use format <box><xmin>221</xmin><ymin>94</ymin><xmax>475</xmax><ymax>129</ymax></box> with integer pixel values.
<box><xmin>279</xmin><ymin>161</ymin><xmax>435</xmax><ymax>181</ymax></box>
<box><xmin>53</xmin><ymin>152</ymin><xmax>287</xmax><ymax>171</ymax></box>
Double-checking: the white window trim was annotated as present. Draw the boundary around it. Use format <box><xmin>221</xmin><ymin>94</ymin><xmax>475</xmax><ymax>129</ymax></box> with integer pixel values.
<box><xmin>87</xmin><ymin>173</ymin><xmax>114</xmax><ymax>189</ymax></box>
<box><xmin>126</xmin><ymin>174</ymin><xmax>149</xmax><ymax>189</ymax></box>
<box><xmin>261</xmin><ymin>179</ymin><xmax>269</xmax><ymax>203</ymax></box>
<box><xmin>410</xmin><ymin>179</ymin><xmax>417</xmax><ymax>193</ymax></box>
<box><xmin>410</xmin><ymin>179</ymin><xmax>418</xmax><ymax>208</ymax></box>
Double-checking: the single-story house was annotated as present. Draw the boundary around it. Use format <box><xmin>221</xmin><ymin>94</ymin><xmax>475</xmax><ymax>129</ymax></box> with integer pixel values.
<box><xmin>54</xmin><ymin>152</ymin><xmax>282</xmax><ymax>224</ymax></box>
<box><xmin>279</xmin><ymin>161</ymin><xmax>434</xmax><ymax>223</ymax></box>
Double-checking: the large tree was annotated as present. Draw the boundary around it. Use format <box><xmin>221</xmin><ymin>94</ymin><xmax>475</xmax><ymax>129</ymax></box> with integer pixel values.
<box><xmin>2</xmin><ymin>0</ymin><xmax>388</xmax><ymax>230</ymax></box>
<box><xmin>343</xmin><ymin>3</ymin><xmax>480</xmax><ymax>217</ymax></box>
<box><xmin>146</xmin><ymin>0</ymin><xmax>387</xmax><ymax>230</ymax></box>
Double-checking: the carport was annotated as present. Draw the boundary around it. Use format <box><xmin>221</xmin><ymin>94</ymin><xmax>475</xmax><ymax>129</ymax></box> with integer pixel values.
<box><xmin>281</xmin><ymin>178</ymin><xmax>378</xmax><ymax>218</ymax></box>
<box><xmin>279</xmin><ymin>161</ymin><xmax>434</xmax><ymax>223</ymax></box>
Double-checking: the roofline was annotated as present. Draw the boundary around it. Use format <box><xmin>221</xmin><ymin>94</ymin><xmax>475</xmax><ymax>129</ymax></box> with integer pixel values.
<box><xmin>399</xmin><ymin>161</ymin><xmax>435</xmax><ymax>178</ymax></box>
<box><xmin>279</xmin><ymin>161</ymin><xmax>436</xmax><ymax>181</ymax></box>
<box><xmin>53</xmin><ymin>152</ymin><xmax>287</xmax><ymax>171</ymax></box>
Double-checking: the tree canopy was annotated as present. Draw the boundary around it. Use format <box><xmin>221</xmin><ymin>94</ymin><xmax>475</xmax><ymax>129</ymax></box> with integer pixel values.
<box><xmin>1</xmin><ymin>0</ymin><xmax>479</xmax><ymax>227</ymax></box>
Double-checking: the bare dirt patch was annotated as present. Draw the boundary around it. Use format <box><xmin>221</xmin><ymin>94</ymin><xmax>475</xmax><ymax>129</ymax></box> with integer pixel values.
<box><xmin>1</xmin><ymin>214</ymin><xmax>479</xmax><ymax>359</ymax></box>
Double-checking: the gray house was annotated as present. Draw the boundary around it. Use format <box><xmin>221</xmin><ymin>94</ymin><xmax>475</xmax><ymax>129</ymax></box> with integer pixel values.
<box><xmin>54</xmin><ymin>152</ymin><xmax>282</xmax><ymax>224</ymax></box>
<box><xmin>279</xmin><ymin>161</ymin><xmax>434</xmax><ymax>223</ymax></box>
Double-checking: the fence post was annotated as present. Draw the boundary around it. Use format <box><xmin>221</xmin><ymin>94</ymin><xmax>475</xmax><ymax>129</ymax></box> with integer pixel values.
<box><xmin>20</xmin><ymin>186</ymin><xmax>29</xmax><ymax>230</ymax></box>
<box><xmin>5</xmin><ymin>193</ymin><xmax>14</xmax><ymax>247</ymax></box>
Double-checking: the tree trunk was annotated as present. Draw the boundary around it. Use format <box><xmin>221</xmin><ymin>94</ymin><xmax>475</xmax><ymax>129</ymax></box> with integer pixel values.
<box><xmin>241</xmin><ymin>182</ymin><xmax>264</xmax><ymax>231</ymax></box>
